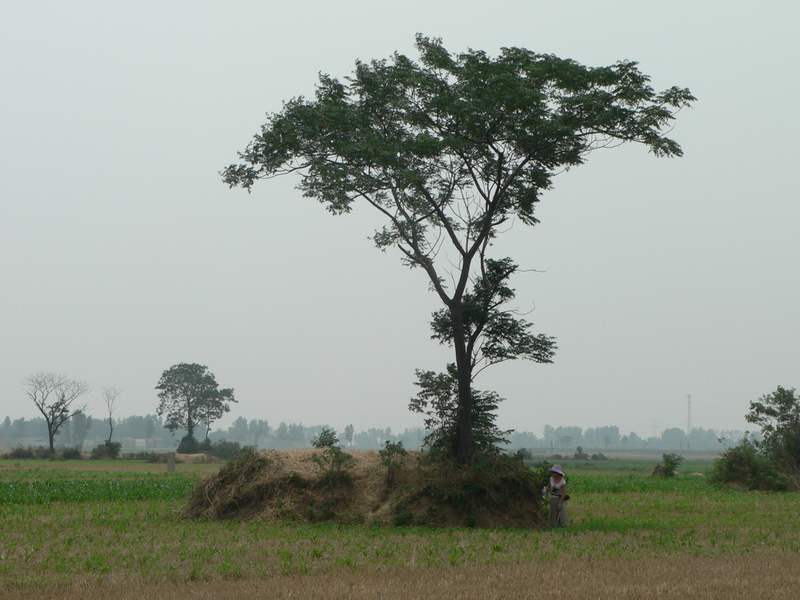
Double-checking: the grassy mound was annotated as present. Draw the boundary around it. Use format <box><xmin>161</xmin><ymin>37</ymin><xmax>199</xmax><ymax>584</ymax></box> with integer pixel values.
<box><xmin>184</xmin><ymin>448</ymin><xmax>547</xmax><ymax>528</ymax></box>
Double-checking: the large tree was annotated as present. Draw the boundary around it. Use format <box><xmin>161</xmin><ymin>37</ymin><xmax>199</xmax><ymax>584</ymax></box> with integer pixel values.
<box><xmin>24</xmin><ymin>372</ymin><xmax>91</xmax><ymax>453</ymax></box>
<box><xmin>155</xmin><ymin>363</ymin><xmax>236</xmax><ymax>441</ymax></box>
<box><xmin>223</xmin><ymin>36</ymin><xmax>694</xmax><ymax>462</ymax></box>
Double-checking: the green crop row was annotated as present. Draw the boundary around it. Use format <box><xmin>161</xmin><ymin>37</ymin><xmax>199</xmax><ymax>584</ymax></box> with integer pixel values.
<box><xmin>568</xmin><ymin>474</ymin><xmax>712</xmax><ymax>494</ymax></box>
<box><xmin>0</xmin><ymin>477</ymin><xmax>196</xmax><ymax>504</ymax></box>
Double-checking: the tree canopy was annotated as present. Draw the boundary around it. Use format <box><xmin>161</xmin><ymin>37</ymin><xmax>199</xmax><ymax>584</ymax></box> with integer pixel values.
<box><xmin>155</xmin><ymin>363</ymin><xmax>236</xmax><ymax>442</ymax></box>
<box><xmin>747</xmin><ymin>386</ymin><xmax>800</xmax><ymax>477</ymax></box>
<box><xmin>223</xmin><ymin>35</ymin><xmax>694</xmax><ymax>461</ymax></box>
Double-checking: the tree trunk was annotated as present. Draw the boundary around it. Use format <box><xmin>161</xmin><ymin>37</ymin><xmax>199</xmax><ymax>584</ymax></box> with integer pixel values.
<box><xmin>450</xmin><ymin>305</ymin><xmax>474</xmax><ymax>463</ymax></box>
<box><xmin>48</xmin><ymin>426</ymin><xmax>55</xmax><ymax>454</ymax></box>
<box><xmin>186</xmin><ymin>402</ymin><xmax>194</xmax><ymax>439</ymax></box>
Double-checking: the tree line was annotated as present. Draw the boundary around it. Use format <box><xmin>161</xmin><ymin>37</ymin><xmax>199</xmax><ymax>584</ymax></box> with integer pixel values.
<box><xmin>1</xmin><ymin>412</ymin><xmax>745</xmax><ymax>453</ymax></box>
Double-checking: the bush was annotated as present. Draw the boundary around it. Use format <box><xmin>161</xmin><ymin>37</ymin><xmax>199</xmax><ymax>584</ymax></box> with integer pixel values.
<box><xmin>310</xmin><ymin>445</ymin><xmax>355</xmax><ymax>485</ymax></box>
<box><xmin>177</xmin><ymin>435</ymin><xmax>202</xmax><ymax>454</ymax></box>
<box><xmin>514</xmin><ymin>447</ymin><xmax>532</xmax><ymax>461</ymax></box>
<box><xmin>709</xmin><ymin>438</ymin><xmax>789</xmax><ymax>491</ymax></box>
<box><xmin>91</xmin><ymin>441</ymin><xmax>122</xmax><ymax>459</ymax></box>
<box><xmin>574</xmin><ymin>446</ymin><xmax>589</xmax><ymax>460</ymax></box>
<box><xmin>61</xmin><ymin>447</ymin><xmax>83</xmax><ymax>460</ymax></box>
<box><xmin>398</xmin><ymin>454</ymin><xmax>549</xmax><ymax>527</ymax></box>
<box><xmin>379</xmin><ymin>440</ymin><xmax>408</xmax><ymax>487</ymax></box>
<box><xmin>207</xmin><ymin>439</ymin><xmax>242</xmax><ymax>460</ymax></box>
<box><xmin>652</xmin><ymin>453</ymin><xmax>683</xmax><ymax>477</ymax></box>
<box><xmin>311</xmin><ymin>428</ymin><xmax>338</xmax><ymax>449</ymax></box>
<box><xmin>6</xmin><ymin>446</ymin><xmax>35</xmax><ymax>459</ymax></box>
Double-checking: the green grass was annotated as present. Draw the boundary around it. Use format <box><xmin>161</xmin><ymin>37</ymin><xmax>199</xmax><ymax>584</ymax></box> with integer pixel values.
<box><xmin>0</xmin><ymin>454</ymin><xmax>798</xmax><ymax>590</ymax></box>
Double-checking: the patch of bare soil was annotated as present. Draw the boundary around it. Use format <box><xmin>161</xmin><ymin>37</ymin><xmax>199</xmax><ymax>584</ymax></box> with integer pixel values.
<box><xmin>4</xmin><ymin>554</ymin><xmax>799</xmax><ymax>600</ymax></box>
<box><xmin>184</xmin><ymin>448</ymin><xmax>546</xmax><ymax>528</ymax></box>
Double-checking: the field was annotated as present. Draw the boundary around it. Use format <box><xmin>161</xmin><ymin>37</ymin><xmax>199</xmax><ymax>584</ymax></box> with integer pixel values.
<box><xmin>1</xmin><ymin>454</ymin><xmax>798</xmax><ymax>599</ymax></box>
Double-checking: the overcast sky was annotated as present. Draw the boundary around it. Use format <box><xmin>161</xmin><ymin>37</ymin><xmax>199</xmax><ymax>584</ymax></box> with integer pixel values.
<box><xmin>1</xmin><ymin>1</ymin><xmax>797</xmax><ymax>440</ymax></box>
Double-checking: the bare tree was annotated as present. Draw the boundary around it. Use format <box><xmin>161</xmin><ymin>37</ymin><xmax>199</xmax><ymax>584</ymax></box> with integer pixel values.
<box><xmin>102</xmin><ymin>385</ymin><xmax>121</xmax><ymax>444</ymax></box>
<box><xmin>24</xmin><ymin>373</ymin><xmax>91</xmax><ymax>453</ymax></box>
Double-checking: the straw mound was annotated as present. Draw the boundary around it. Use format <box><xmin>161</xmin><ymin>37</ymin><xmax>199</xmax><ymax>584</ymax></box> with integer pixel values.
<box><xmin>184</xmin><ymin>448</ymin><xmax>546</xmax><ymax>528</ymax></box>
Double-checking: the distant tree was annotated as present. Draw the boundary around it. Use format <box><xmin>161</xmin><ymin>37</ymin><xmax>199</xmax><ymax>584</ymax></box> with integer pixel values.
<box><xmin>144</xmin><ymin>416</ymin><xmax>155</xmax><ymax>447</ymax></box>
<box><xmin>584</xmin><ymin>426</ymin><xmax>620</xmax><ymax>449</ymax></box>
<box><xmin>228</xmin><ymin>416</ymin><xmax>249</xmax><ymax>442</ymax></box>
<box><xmin>102</xmin><ymin>385</ymin><xmax>121</xmax><ymax>444</ymax></box>
<box><xmin>275</xmin><ymin>422</ymin><xmax>289</xmax><ymax>441</ymax></box>
<box><xmin>155</xmin><ymin>363</ymin><xmax>237</xmax><ymax>443</ymax></box>
<box><xmin>627</xmin><ymin>432</ymin><xmax>643</xmax><ymax>449</ymax></box>
<box><xmin>70</xmin><ymin>413</ymin><xmax>93</xmax><ymax>450</ymax></box>
<box><xmin>1</xmin><ymin>416</ymin><xmax>10</xmax><ymax>437</ymax></box>
<box><xmin>543</xmin><ymin>425</ymin><xmax>555</xmax><ymax>445</ymax></box>
<box><xmin>24</xmin><ymin>373</ymin><xmax>91</xmax><ymax>453</ymax></box>
<box><xmin>223</xmin><ymin>36</ymin><xmax>694</xmax><ymax>462</ymax></box>
<box><xmin>248</xmin><ymin>419</ymin><xmax>269</xmax><ymax>447</ymax></box>
<box><xmin>343</xmin><ymin>424</ymin><xmax>355</xmax><ymax>448</ymax></box>
<box><xmin>508</xmin><ymin>431</ymin><xmax>540</xmax><ymax>449</ymax></box>
<box><xmin>558</xmin><ymin>435</ymin><xmax>574</xmax><ymax>448</ymax></box>
<box><xmin>687</xmin><ymin>427</ymin><xmax>721</xmax><ymax>450</ymax></box>
<box><xmin>746</xmin><ymin>386</ymin><xmax>800</xmax><ymax>477</ymax></box>
<box><xmin>10</xmin><ymin>418</ymin><xmax>27</xmax><ymax>438</ymax></box>
<box><xmin>287</xmin><ymin>423</ymin><xmax>305</xmax><ymax>442</ymax></box>
<box><xmin>554</xmin><ymin>426</ymin><xmax>583</xmax><ymax>446</ymax></box>
<box><xmin>661</xmin><ymin>427</ymin><xmax>688</xmax><ymax>450</ymax></box>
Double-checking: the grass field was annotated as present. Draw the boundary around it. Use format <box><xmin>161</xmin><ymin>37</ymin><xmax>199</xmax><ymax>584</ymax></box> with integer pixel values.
<box><xmin>1</xmin><ymin>454</ymin><xmax>798</xmax><ymax>599</ymax></box>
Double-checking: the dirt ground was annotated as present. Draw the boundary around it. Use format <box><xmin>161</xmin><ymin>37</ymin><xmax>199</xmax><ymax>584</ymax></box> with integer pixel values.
<box><xmin>3</xmin><ymin>554</ymin><xmax>797</xmax><ymax>600</ymax></box>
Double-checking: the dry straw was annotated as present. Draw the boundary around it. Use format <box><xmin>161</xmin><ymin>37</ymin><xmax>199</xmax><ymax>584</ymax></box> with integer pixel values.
<box><xmin>184</xmin><ymin>448</ymin><xmax>546</xmax><ymax>527</ymax></box>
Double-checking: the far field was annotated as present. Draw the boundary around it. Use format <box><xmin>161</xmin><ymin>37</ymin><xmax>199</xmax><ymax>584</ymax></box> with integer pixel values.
<box><xmin>0</xmin><ymin>453</ymin><xmax>798</xmax><ymax>599</ymax></box>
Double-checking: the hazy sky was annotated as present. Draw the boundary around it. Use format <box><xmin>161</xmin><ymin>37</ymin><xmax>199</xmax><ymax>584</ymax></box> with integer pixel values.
<box><xmin>2</xmin><ymin>1</ymin><xmax>797</xmax><ymax>440</ymax></box>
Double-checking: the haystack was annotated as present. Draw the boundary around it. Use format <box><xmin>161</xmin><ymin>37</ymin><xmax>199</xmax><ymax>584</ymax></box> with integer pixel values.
<box><xmin>184</xmin><ymin>448</ymin><xmax>547</xmax><ymax>528</ymax></box>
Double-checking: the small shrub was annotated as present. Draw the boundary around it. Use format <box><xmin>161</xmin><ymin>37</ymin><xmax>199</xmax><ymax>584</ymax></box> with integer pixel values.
<box><xmin>310</xmin><ymin>428</ymin><xmax>338</xmax><ymax>449</ymax></box>
<box><xmin>574</xmin><ymin>446</ymin><xmax>589</xmax><ymax>460</ymax></box>
<box><xmin>6</xmin><ymin>446</ymin><xmax>35</xmax><ymax>460</ymax></box>
<box><xmin>310</xmin><ymin>446</ymin><xmax>355</xmax><ymax>485</ymax></box>
<box><xmin>652</xmin><ymin>453</ymin><xmax>684</xmax><ymax>477</ymax></box>
<box><xmin>514</xmin><ymin>448</ymin><xmax>532</xmax><ymax>461</ymax></box>
<box><xmin>208</xmin><ymin>439</ymin><xmax>242</xmax><ymax>460</ymax></box>
<box><xmin>61</xmin><ymin>447</ymin><xmax>83</xmax><ymax>460</ymax></box>
<box><xmin>379</xmin><ymin>440</ymin><xmax>408</xmax><ymax>487</ymax></box>
<box><xmin>308</xmin><ymin>428</ymin><xmax>353</xmax><ymax>486</ymax></box>
<box><xmin>91</xmin><ymin>441</ymin><xmax>122</xmax><ymax>459</ymax></box>
<box><xmin>592</xmin><ymin>453</ymin><xmax>609</xmax><ymax>461</ymax></box>
<box><xmin>709</xmin><ymin>437</ymin><xmax>789</xmax><ymax>491</ymax></box>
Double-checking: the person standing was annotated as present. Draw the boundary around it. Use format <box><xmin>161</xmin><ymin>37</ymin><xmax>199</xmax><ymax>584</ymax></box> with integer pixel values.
<box><xmin>547</xmin><ymin>464</ymin><xmax>568</xmax><ymax>528</ymax></box>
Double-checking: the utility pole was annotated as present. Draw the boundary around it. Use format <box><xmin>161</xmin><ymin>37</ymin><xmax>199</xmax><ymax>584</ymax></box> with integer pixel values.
<box><xmin>687</xmin><ymin>394</ymin><xmax>692</xmax><ymax>434</ymax></box>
